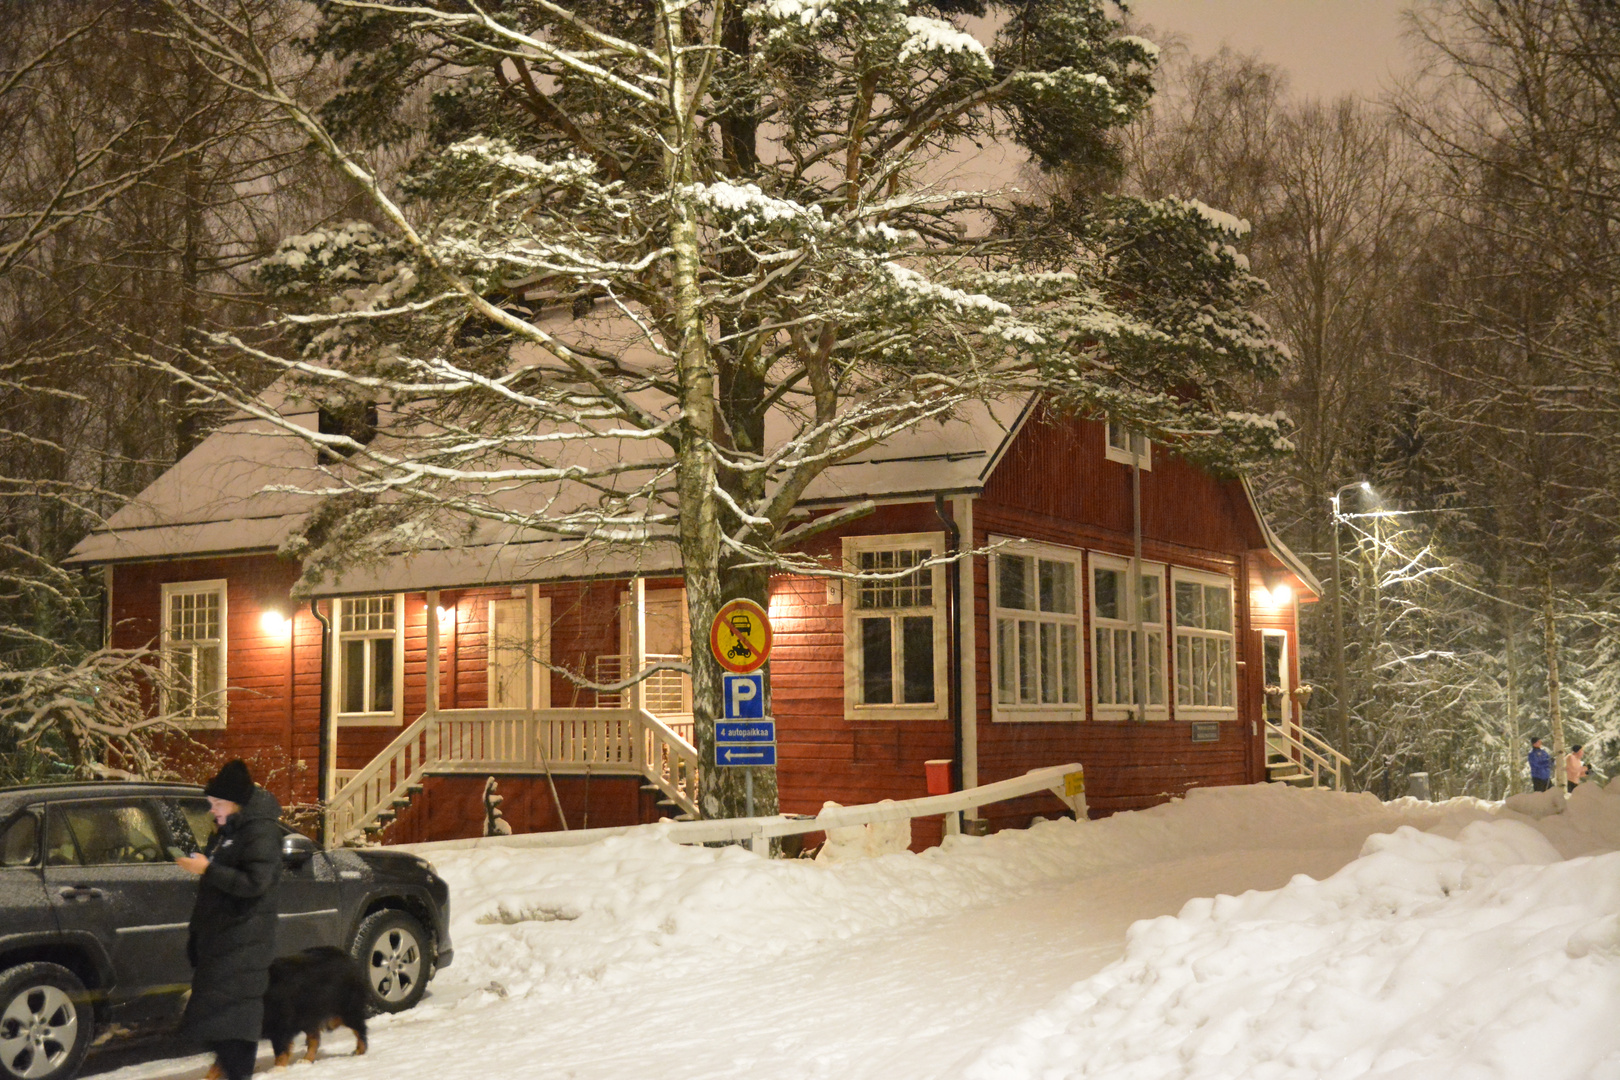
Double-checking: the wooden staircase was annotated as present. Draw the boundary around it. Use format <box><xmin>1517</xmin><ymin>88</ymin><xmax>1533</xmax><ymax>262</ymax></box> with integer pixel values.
<box><xmin>325</xmin><ymin>707</ymin><xmax>700</xmax><ymax>847</ymax></box>
<box><xmin>1265</xmin><ymin>720</ymin><xmax>1349</xmax><ymax>789</ymax></box>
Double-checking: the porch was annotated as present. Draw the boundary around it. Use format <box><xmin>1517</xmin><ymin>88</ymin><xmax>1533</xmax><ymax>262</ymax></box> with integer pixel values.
<box><xmin>324</xmin><ymin>579</ymin><xmax>700</xmax><ymax>847</ymax></box>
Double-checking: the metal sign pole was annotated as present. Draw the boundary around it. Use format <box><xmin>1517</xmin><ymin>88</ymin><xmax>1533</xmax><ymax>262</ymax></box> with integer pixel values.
<box><xmin>745</xmin><ymin>768</ymin><xmax>754</xmax><ymax>819</ymax></box>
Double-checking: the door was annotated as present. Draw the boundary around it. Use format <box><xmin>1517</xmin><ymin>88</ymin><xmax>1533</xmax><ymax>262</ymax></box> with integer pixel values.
<box><xmin>1261</xmin><ymin>630</ymin><xmax>1292</xmax><ymax>742</ymax></box>
<box><xmin>620</xmin><ymin>589</ymin><xmax>691</xmax><ymax>718</ymax></box>
<box><xmin>488</xmin><ymin>594</ymin><xmax>552</xmax><ymax>709</ymax></box>
<box><xmin>165</xmin><ymin>797</ymin><xmax>344</xmax><ymax>957</ymax></box>
<box><xmin>42</xmin><ymin>799</ymin><xmax>197</xmax><ymax>1004</ymax></box>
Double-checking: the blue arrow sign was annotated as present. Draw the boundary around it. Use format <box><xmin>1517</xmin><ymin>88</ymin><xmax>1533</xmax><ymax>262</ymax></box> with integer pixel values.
<box><xmin>717</xmin><ymin>744</ymin><xmax>777</xmax><ymax>767</ymax></box>
<box><xmin>722</xmin><ymin>672</ymin><xmax>765</xmax><ymax>719</ymax></box>
<box><xmin>717</xmin><ymin>721</ymin><xmax>775</xmax><ymax>743</ymax></box>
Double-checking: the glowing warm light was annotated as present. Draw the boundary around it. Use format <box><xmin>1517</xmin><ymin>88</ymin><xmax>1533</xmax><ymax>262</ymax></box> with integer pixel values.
<box><xmin>436</xmin><ymin>604</ymin><xmax>455</xmax><ymax>625</ymax></box>
<box><xmin>260</xmin><ymin>610</ymin><xmax>291</xmax><ymax>635</ymax></box>
<box><xmin>1251</xmin><ymin>583</ymin><xmax>1293</xmax><ymax>610</ymax></box>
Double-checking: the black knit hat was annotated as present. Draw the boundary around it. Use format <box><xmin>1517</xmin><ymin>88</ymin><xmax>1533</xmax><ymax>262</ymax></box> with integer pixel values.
<box><xmin>203</xmin><ymin>759</ymin><xmax>254</xmax><ymax>804</ymax></box>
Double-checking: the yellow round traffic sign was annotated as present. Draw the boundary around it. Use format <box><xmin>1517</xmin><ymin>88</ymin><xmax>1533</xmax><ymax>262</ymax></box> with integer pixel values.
<box><xmin>710</xmin><ymin>598</ymin><xmax>772</xmax><ymax>674</ymax></box>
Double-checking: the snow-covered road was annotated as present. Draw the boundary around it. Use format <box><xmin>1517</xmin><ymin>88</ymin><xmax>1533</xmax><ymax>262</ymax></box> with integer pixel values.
<box><xmin>83</xmin><ymin>783</ymin><xmax>1620</xmax><ymax>1080</ymax></box>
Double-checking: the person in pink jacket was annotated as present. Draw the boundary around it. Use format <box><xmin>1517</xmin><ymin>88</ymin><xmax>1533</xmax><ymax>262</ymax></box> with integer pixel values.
<box><xmin>1566</xmin><ymin>744</ymin><xmax>1588</xmax><ymax>793</ymax></box>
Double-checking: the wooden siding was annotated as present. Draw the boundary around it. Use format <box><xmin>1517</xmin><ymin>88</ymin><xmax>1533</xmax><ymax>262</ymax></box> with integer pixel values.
<box><xmin>108</xmin><ymin>407</ymin><xmax>1300</xmax><ymax>842</ymax></box>
<box><xmin>112</xmin><ymin>555</ymin><xmax>323</xmax><ymax>810</ymax></box>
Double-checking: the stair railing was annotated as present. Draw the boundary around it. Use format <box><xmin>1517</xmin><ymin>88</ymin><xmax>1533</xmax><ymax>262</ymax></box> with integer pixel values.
<box><xmin>1265</xmin><ymin>718</ymin><xmax>1349</xmax><ymax>789</ymax></box>
<box><xmin>324</xmin><ymin>709</ymin><xmax>441</xmax><ymax>846</ymax></box>
<box><xmin>324</xmin><ymin>705</ymin><xmax>702</xmax><ymax>846</ymax></box>
<box><xmin>639</xmin><ymin>707</ymin><xmax>700</xmax><ymax>818</ymax></box>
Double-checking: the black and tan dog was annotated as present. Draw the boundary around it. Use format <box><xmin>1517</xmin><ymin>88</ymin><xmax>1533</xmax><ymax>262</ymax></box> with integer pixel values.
<box><xmin>263</xmin><ymin>947</ymin><xmax>370</xmax><ymax>1067</ymax></box>
<box><xmin>203</xmin><ymin>946</ymin><xmax>371</xmax><ymax>1075</ymax></box>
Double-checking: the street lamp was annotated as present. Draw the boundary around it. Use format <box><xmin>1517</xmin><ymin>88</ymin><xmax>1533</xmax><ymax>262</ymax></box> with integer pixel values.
<box><xmin>1329</xmin><ymin>481</ymin><xmax>1372</xmax><ymax>767</ymax></box>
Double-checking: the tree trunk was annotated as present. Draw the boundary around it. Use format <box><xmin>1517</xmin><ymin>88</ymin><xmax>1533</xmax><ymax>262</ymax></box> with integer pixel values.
<box><xmin>1542</xmin><ymin>572</ymin><xmax>1566</xmax><ymax>790</ymax></box>
<box><xmin>1503</xmin><ymin>613</ymin><xmax>1520</xmax><ymax>796</ymax></box>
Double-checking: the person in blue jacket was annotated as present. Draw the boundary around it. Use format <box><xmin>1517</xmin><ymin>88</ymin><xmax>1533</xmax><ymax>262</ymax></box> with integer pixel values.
<box><xmin>1528</xmin><ymin>737</ymin><xmax>1553</xmax><ymax>792</ymax></box>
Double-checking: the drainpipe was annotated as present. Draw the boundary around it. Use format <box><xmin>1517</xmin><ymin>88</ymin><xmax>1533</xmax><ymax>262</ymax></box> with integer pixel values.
<box><xmin>934</xmin><ymin>495</ymin><xmax>963</xmax><ymax>811</ymax></box>
<box><xmin>311</xmin><ymin>598</ymin><xmax>332</xmax><ymax>842</ymax></box>
<box><xmin>1132</xmin><ymin>455</ymin><xmax>1146</xmax><ymax>721</ymax></box>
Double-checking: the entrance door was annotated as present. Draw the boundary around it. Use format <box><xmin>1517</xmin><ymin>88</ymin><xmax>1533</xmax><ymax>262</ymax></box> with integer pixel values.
<box><xmin>621</xmin><ymin>589</ymin><xmax>691</xmax><ymax>718</ymax></box>
<box><xmin>489</xmin><ymin>594</ymin><xmax>552</xmax><ymax>709</ymax></box>
<box><xmin>1261</xmin><ymin>630</ymin><xmax>1292</xmax><ymax>740</ymax></box>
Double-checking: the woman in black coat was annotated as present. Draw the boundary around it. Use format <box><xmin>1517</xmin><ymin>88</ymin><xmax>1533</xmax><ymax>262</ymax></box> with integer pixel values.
<box><xmin>175</xmin><ymin>760</ymin><xmax>282</xmax><ymax>1080</ymax></box>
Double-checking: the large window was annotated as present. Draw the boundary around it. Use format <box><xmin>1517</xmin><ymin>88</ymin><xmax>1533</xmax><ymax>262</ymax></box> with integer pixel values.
<box><xmin>843</xmin><ymin>534</ymin><xmax>947</xmax><ymax>720</ymax></box>
<box><xmin>992</xmin><ymin>544</ymin><xmax>1083</xmax><ymax>721</ymax></box>
<box><xmin>161</xmin><ymin>580</ymin><xmax>227</xmax><ymax>726</ymax></box>
<box><xmin>1090</xmin><ymin>556</ymin><xmax>1166</xmax><ymax>719</ymax></box>
<box><xmin>1173</xmin><ymin>570</ymin><xmax>1237</xmax><ymax>715</ymax></box>
<box><xmin>336</xmin><ymin>595</ymin><xmax>403</xmax><ymax>723</ymax></box>
<box><xmin>1105</xmin><ymin>422</ymin><xmax>1151</xmax><ymax>469</ymax></box>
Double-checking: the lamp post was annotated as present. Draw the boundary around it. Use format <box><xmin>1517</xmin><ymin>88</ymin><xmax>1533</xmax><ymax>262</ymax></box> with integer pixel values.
<box><xmin>1329</xmin><ymin>481</ymin><xmax>1371</xmax><ymax>773</ymax></box>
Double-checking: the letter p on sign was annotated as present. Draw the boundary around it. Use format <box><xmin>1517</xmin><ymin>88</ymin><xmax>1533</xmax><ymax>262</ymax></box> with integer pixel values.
<box><xmin>723</xmin><ymin>672</ymin><xmax>765</xmax><ymax>720</ymax></box>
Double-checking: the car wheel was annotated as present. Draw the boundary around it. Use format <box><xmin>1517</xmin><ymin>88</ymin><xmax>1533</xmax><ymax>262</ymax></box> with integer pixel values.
<box><xmin>0</xmin><ymin>963</ymin><xmax>91</xmax><ymax>1080</ymax></box>
<box><xmin>349</xmin><ymin>910</ymin><xmax>430</xmax><ymax>1014</ymax></box>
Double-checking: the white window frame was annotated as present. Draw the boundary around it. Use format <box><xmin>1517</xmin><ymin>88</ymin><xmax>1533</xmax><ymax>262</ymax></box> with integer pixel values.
<box><xmin>160</xmin><ymin>579</ymin><xmax>228</xmax><ymax>728</ymax></box>
<box><xmin>842</xmin><ymin>532</ymin><xmax>948</xmax><ymax>721</ymax></box>
<box><xmin>333</xmin><ymin>594</ymin><xmax>405</xmax><ymax>726</ymax></box>
<box><xmin>1089</xmin><ymin>554</ymin><xmax>1168</xmax><ymax>721</ymax></box>
<box><xmin>1172</xmin><ymin>568</ymin><xmax>1238</xmax><ymax>718</ymax></box>
<box><xmin>989</xmin><ymin>539</ymin><xmax>1085</xmax><ymax>722</ymax></box>
<box><xmin>488</xmin><ymin>593</ymin><xmax>552</xmax><ymax>710</ymax></box>
<box><xmin>1105</xmin><ymin>421</ymin><xmax>1152</xmax><ymax>470</ymax></box>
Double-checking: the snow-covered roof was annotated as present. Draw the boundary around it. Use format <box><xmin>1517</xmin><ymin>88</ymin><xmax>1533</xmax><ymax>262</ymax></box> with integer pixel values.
<box><xmin>66</xmin><ymin>385</ymin><xmax>1308</xmax><ymax>598</ymax></box>
<box><xmin>64</xmin><ymin>391</ymin><xmax>1032</xmax><ymax>589</ymax></box>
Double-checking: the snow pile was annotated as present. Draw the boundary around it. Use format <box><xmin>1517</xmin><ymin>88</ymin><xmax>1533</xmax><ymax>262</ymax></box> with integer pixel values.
<box><xmin>967</xmin><ymin>779</ymin><xmax>1620</xmax><ymax>1080</ymax></box>
<box><xmin>416</xmin><ymin>785</ymin><xmax>1486</xmax><ymax>1003</ymax></box>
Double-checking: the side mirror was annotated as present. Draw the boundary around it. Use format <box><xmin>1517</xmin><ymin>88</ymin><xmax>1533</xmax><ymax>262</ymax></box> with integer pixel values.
<box><xmin>281</xmin><ymin>832</ymin><xmax>318</xmax><ymax>867</ymax></box>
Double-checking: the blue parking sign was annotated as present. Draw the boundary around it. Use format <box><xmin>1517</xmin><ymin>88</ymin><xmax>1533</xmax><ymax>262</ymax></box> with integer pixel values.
<box><xmin>722</xmin><ymin>672</ymin><xmax>765</xmax><ymax>719</ymax></box>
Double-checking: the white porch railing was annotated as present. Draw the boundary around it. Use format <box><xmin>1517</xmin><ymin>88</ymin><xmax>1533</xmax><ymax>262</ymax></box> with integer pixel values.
<box><xmin>324</xmin><ymin>706</ymin><xmax>699</xmax><ymax>847</ymax></box>
<box><xmin>1265</xmin><ymin>719</ymin><xmax>1348</xmax><ymax>789</ymax></box>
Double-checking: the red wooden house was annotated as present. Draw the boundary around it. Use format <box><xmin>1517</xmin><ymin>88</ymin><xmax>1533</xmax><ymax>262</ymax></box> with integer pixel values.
<box><xmin>66</xmin><ymin>394</ymin><xmax>1329</xmax><ymax>848</ymax></box>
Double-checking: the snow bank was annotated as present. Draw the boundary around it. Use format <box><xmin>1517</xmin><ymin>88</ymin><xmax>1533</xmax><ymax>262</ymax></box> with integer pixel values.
<box><xmin>418</xmin><ymin>784</ymin><xmax>1487</xmax><ymax>1004</ymax></box>
<box><xmin>967</xmin><ymin>779</ymin><xmax>1620</xmax><ymax>1080</ymax></box>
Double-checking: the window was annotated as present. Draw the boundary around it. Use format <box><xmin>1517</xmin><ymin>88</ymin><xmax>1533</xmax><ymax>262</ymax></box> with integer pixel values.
<box><xmin>1174</xmin><ymin>570</ymin><xmax>1237</xmax><ymax>715</ymax></box>
<box><xmin>843</xmin><ymin>534</ymin><xmax>947</xmax><ymax>720</ymax></box>
<box><xmin>161</xmin><ymin>580</ymin><xmax>227</xmax><ymax>726</ymax></box>
<box><xmin>1</xmin><ymin>813</ymin><xmax>39</xmax><ymax>868</ymax></box>
<box><xmin>992</xmin><ymin>543</ymin><xmax>1083</xmax><ymax>720</ymax></box>
<box><xmin>336</xmin><ymin>595</ymin><xmax>403</xmax><ymax>723</ymax></box>
<box><xmin>49</xmin><ymin>802</ymin><xmax>166</xmax><ymax>865</ymax></box>
<box><xmin>1091</xmin><ymin>556</ymin><xmax>1167</xmax><ymax>719</ymax></box>
<box><xmin>1105</xmin><ymin>421</ymin><xmax>1152</xmax><ymax>469</ymax></box>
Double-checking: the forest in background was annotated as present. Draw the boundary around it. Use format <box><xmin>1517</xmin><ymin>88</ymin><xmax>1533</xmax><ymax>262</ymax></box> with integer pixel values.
<box><xmin>2</xmin><ymin>0</ymin><xmax>1615</xmax><ymax>798</ymax></box>
<box><xmin>1107</xmin><ymin>0</ymin><xmax>1620</xmax><ymax>797</ymax></box>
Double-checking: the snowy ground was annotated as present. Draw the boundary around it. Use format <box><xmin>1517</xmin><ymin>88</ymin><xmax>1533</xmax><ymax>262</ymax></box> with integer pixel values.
<box><xmin>87</xmin><ymin>782</ymin><xmax>1620</xmax><ymax>1080</ymax></box>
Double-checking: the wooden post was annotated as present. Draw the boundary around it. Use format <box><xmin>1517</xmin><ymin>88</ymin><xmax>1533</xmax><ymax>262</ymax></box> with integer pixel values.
<box><xmin>629</xmin><ymin>577</ymin><xmax>646</xmax><ymax>713</ymax></box>
<box><xmin>425</xmin><ymin>590</ymin><xmax>441</xmax><ymax>717</ymax></box>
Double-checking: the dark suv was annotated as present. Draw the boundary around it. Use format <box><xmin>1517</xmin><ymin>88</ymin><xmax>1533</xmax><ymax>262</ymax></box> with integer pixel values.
<box><xmin>0</xmin><ymin>782</ymin><xmax>453</xmax><ymax>1080</ymax></box>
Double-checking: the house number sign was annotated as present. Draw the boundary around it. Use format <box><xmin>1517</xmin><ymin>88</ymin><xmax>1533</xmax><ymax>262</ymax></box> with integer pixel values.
<box><xmin>709</xmin><ymin>598</ymin><xmax>773</xmax><ymax>674</ymax></box>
